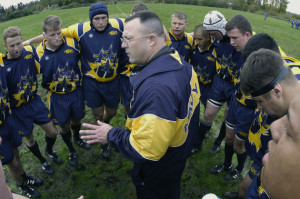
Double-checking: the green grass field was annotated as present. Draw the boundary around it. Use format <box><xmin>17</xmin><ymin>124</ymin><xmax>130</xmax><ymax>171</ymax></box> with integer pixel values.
<box><xmin>1</xmin><ymin>2</ymin><xmax>300</xmax><ymax>199</ymax></box>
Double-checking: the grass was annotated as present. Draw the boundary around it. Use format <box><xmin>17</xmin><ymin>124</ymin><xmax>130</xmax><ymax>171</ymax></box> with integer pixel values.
<box><xmin>1</xmin><ymin>2</ymin><xmax>299</xmax><ymax>199</ymax></box>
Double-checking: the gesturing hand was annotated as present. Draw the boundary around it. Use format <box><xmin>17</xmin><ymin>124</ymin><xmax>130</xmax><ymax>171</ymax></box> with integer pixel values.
<box><xmin>80</xmin><ymin>120</ymin><xmax>113</xmax><ymax>144</ymax></box>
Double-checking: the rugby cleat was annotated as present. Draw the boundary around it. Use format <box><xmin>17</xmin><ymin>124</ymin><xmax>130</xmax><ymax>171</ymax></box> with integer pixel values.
<box><xmin>224</xmin><ymin>191</ymin><xmax>239</xmax><ymax>199</ymax></box>
<box><xmin>74</xmin><ymin>137</ymin><xmax>91</xmax><ymax>149</ymax></box>
<box><xmin>101</xmin><ymin>144</ymin><xmax>111</xmax><ymax>159</ymax></box>
<box><xmin>209</xmin><ymin>143</ymin><xmax>220</xmax><ymax>154</ymax></box>
<box><xmin>18</xmin><ymin>184</ymin><xmax>41</xmax><ymax>198</ymax></box>
<box><xmin>25</xmin><ymin>176</ymin><xmax>43</xmax><ymax>186</ymax></box>
<box><xmin>68</xmin><ymin>152</ymin><xmax>78</xmax><ymax>167</ymax></box>
<box><xmin>45</xmin><ymin>149</ymin><xmax>62</xmax><ymax>164</ymax></box>
<box><xmin>209</xmin><ymin>164</ymin><xmax>232</xmax><ymax>174</ymax></box>
<box><xmin>41</xmin><ymin>161</ymin><xmax>54</xmax><ymax>175</ymax></box>
<box><xmin>224</xmin><ymin>168</ymin><xmax>244</xmax><ymax>180</ymax></box>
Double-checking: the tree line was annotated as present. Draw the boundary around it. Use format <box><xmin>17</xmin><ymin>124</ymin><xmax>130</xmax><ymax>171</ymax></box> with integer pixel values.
<box><xmin>0</xmin><ymin>0</ymin><xmax>299</xmax><ymax>22</ymax></box>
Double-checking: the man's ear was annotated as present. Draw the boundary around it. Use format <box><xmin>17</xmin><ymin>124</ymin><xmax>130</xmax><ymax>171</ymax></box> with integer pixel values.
<box><xmin>273</xmin><ymin>83</ymin><xmax>283</xmax><ymax>98</ymax></box>
<box><xmin>148</xmin><ymin>34</ymin><xmax>156</xmax><ymax>47</ymax></box>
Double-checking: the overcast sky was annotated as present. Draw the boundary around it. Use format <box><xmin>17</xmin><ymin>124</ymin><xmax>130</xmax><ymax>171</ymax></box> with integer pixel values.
<box><xmin>0</xmin><ymin>0</ymin><xmax>299</xmax><ymax>14</ymax></box>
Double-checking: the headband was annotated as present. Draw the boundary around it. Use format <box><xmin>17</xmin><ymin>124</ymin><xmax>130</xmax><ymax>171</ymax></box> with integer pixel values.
<box><xmin>250</xmin><ymin>65</ymin><xmax>288</xmax><ymax>97</ymax></box>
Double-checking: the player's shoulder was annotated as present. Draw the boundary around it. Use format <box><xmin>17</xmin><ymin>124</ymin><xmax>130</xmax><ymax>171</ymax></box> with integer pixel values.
<box><xmin>109</xmin><ymin>18</ymin><xmax>125</xmax><ymax>32</ymax></box>
<box><xmin>23</xmin><ymin>45</ymin><xmax>35</xmax><ymax>53</ymax></box>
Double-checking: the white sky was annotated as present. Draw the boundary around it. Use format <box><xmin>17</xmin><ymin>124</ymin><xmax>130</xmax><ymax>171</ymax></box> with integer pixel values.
<box><xmin>0</xmin><ymin>0</ymin><xmax>299</xmax><ymax>14</ymax></box>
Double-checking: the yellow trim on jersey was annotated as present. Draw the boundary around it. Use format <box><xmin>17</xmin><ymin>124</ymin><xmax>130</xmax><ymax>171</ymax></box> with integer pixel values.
<box><xmin>47</xmin><ymin>91</ymin><xmax>52</xmax><ymax>108</ymax></box>
<box><xmin>186</xmin><ymin>33</ymin><xmax>194</xmax><ymax>46</ymax></box>
<box><xmin>170</xmin><ymin>51</ymin><xmax>183</xmax><ymax>65</ymax></box>
<box><xmin>291</xmin><ymin>65</ymin><xmax>300</xmax><ymax>75</ymax></box>
<box><xmin>65</xmin><ymin>37</ymin><xmax>75</xmax><ymax>48</ymax></box>
<box><xmin>83</xmin><ymin>22</ymin><xmax>91</xmax><ymax>35</ymax></box>
<box><xmin>24</xmin><ymin>45</ymin><xmax>34</xmax><ymax>52</ymax></box>
<box><xmin>283</xmin><ymin>56</ymin><xmax>300</xmax><ymax>64</ymax></box>
<box><xmin>165</xmin><ymin>33</ymin><xmax>171</xmax><ymax>45</ymax></box>
<box><xmin>279</xmin><ymin>47</ymin><xmax>287</xmax><ymax>57</ymax></box>
<box><xmin>0</xmin><ymin>54</ymin><xmax>5</xmax><ymax>67</ymax></box>
<box><xmin>62</xmin><ymin>23</ymin><xmax>80</xmax><ymax>41</ymax></box>
<box><xmin>109</xmin><ymin>18</ymin><xmax>124</xmax><ymax>30</ymax></box>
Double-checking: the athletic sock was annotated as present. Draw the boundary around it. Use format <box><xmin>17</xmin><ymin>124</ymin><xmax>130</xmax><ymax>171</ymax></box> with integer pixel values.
<box><xmin>236</xmin><ymin>152</ymin><xmax>247</xmax><ymax>172</ymax></box>
<box><xmin>45</xmin><ymin>135</ymin><xmax>56</xmax><ymax>152</ymax></box>
<box><xmin>60</xmin><ymin>131</ymin><xmax>75</xmax><ymax>153</ymax></box>
<box><xmin>71</xmin><ymin>124</ymin><xmax>81</xmax><ymax>140</ymax></box>
<box><xmin>27</xmin><ymin>141</ymin><xmax>47</xmax><ymax>163</ymax></box>
<box><xmin>195</xmin><ymin>121</ymin><xmax>212</xmax><ymax>147</ymax></box>
<box><xmin>224</xmin><ymin>144</ymin><xmax>234</xmax><ymax>168</ymax></box>
<box><xmin>215</xmin><ymin>121</ymin><xmax>226</xmax><ymax>145</ymax></box>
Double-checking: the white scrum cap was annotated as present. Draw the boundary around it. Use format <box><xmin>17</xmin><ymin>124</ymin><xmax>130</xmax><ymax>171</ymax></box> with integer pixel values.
<box><xmin>203</xmin><ymin>10</ymin><xmax>227</xmax><ymax>36</ymax></box>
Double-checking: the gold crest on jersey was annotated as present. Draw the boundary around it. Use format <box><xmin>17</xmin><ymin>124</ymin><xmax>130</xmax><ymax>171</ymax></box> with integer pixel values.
<box><xmin>64</xmin><ymin>49</ymin><xmax>74</xmax><ymax>54</ymax></box>
<box><xmin>184</xmin><ymin>45</ymin><xmax>190</xmax><ymax>49</ymax></box>
<box><xmin>109</xmin><ymin>31</ymin><xmax>118</xmax><ymax>36</ymax></box>
<box><xmin>24</xmin><ymin>54</ymin><xmax>33</xmax><ymax>59</ymax></box>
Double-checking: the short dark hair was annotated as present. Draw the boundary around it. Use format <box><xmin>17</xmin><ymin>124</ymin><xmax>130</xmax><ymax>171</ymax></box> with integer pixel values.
<box><xmin>242</xmin><ymin>33</ymin><xmax>280</xmax><ymax>60</ymax></box>
<box><xmin>43</xmin><ymin>15</ymin><xmax>62</xmax><ymax>33</ymax></box>
<box><xmin>225</xmin><ymin>14</ymin><xmax>252</xmax><ymax>36</ymax></box>
<box><xmin>194</xmin><ymin>24</ymin><xmax>209</xmax><ymax>38</ymax></box>
<box><xmin>131</xmin><ymin>4</ymin><xmax>149</xmax><ymax>14</ymax></box>
<box><xmin>125</xmin><ymin>11</ymin><xmax>164</xmax><ymax>37</ymax></box>
<box><xmin>240</xmin><ymin>49</ymin><xmax>296</xmax><ymax>97</ymax></box>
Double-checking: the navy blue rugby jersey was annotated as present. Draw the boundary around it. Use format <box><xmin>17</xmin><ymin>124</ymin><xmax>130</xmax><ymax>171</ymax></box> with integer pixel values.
<box><xmin>166</xmin><ymin>30</ymin><xmax>195</xmax><ymax>63</ymax></box>
<box><xmin>190</xmin><ymin>43</ymin><xmax>217</xmax><ymax>85</ymax></box>
<box><xmin>35</xmin><ymin>36</ymin><xmax>81</xmax><ymax>94</ymax></box>
<box><xmin>0</xmin><ymin>56</ymin><xmax>11</xmax><ymax>125</ymax></box>
<box><xmin>62</xmin><ymin>18</ymin><xmax>128</xmax><ymax>82</ymax></box>
<box><xmin>1</xmin><ymin>46</ymin><xmax>38</xmax><ymax>109</ymax></box>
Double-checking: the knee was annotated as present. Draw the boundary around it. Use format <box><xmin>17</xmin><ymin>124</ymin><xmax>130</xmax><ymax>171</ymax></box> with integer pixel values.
<box><xmin>7</xmin><ymin>156</ymin><xmax>19</xmax><ymax>171</ymax></box>
<box><xmin>107</xmin><ymin>109</ymin><xmax>117</xmax><ymax>118</ymax></box>
<box><xmin>225</xmin><ymin>130</ymin><xmax>235</xmax><ymax>145</ymax></box>
<box><xmin>46</xmin><ymin>127</ymin><xmax>58</xmax><ymax>138</ymax></box>
<box><xmin>203</xmin><ymin>110</ymin><xmax>215</xmax><ymax>122</ymax></box>
<box><xmin>234</xmin><ymin>143</ymin><xmax>245</xmax><ymax>154</ymax></box>
<box><xmin>25</xmin><ymin>134</ymin><xmax>35</xmax><ymax>147</ymax></box>
<box><xmin>225</xmin><ymin>136</ymin><xmax>234</xmax><ymax>145</ymax></box>
<box><xmin>93</xmin><ymin>110</ymin><xmax>104</xmax><ymax>122</ymax></box>
<box><xmin>60</xmin><ymin>121</ymin><xmax>71</xmax><ymax>133</ymax></box>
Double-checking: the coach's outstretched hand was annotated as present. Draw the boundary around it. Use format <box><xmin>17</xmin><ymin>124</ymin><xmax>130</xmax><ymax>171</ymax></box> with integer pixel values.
<box><xmin>80</xmin><ymin>121</ymin><xmax>112</xmax><ymax>144</ymax></box>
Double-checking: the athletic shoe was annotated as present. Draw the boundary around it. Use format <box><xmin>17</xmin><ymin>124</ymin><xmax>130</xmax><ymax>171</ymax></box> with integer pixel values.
<box><xmin>191</xmin><ymin>146</ymin><xmax>201</xmax><ymax>154</ymax></box>
<box><xmin>101</xmin><ymin>144</ymin><xmax>111</xmax><ymax>159</ymax></box>
<box><xmin>209</xmin><ymin>164</ymin><xmax>232</xmax><ymax>174</ymax></box>
<box><xmin>224</xmin><ymin>191</ymin><xmax>239</xmax><ymax>199</ymax></box>
<box><xmin>25</xmin><ymin>176</ymin><xmax>43</xmax><ymax>186</ymax></box>
<box><xmin>224</xmin><ymin>168</ymin><xmax>244</xmax><ymax>180</ymax></box>
<box><xmin>73</xmin><ymin>137</ymin><xmax>91</xmax><ymax>149</ymax></box>
<box><xmin>18</xmin><ymin>184</ymin><xmax>41</xmax><ymax>198</ymax></box>
<box><xmin>209</xmin><ymin>143</ymin><xmax>220</xmax><ymax>154</ymax></box>
<box><xmin>68</xmin><ymin>152</ymin><xmax>78</xmax><ymax>167</ymax></box>
<box><xmin>41</xmin><ymin>161</ymin><xmax>54</xmax><ymax>175</ymax></box>
<box><xmin>45</xmin><ymin>149</ymin><xmax>62</xmax><ymax>164</ymax></box>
